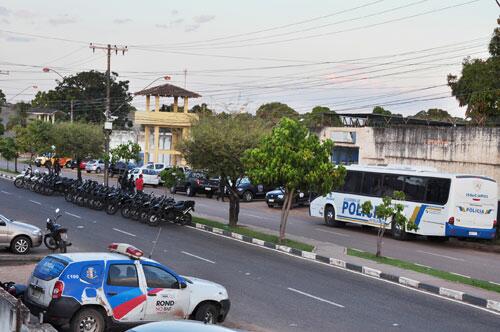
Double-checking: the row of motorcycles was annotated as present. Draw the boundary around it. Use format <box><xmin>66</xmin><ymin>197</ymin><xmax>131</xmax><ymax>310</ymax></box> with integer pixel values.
<box><xmin>14</xmin><ymin>167</ymin><xmax>195</xmax><ymax>229</ymax></box>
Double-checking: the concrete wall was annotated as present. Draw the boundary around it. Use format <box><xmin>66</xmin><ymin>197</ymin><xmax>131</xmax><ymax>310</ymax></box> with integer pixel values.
<box><xmin>320</xmin><ymin>126</ymin><xmax>500</xmax><ymax>191</ymax></box>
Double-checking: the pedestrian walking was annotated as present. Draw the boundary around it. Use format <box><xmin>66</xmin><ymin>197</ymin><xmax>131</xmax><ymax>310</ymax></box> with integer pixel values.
<box><xmin>135</xmin><ymin>174</ymin><xmax>144</xmax><ymax>193</ymax></box>
<box><xmin>54</xmin><ymin>159</ymin><xmax>61</xmax><ymax>176</ymax></box>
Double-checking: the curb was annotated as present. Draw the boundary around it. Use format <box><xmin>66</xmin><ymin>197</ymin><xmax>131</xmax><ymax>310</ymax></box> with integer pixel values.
<box><xmin>0</xmin><ymin>254</ymin><xmax>45</xmax><ymax>263</ymax></box>
<box><xmin>190</xmin><ymin>221</ymin><xmax>500</xmax><ymax>314</ymax></box>
<box><xmin>0</xmin><ymin>173</ymin><xmax>16</xmax><ymax>181</ymax></box>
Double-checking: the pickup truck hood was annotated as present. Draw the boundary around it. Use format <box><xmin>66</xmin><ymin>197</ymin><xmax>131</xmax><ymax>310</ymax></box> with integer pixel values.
<box><xmin>183</xmin><ymin>276</ymin><xmax>228</xmax><ymax>299</ymax></box>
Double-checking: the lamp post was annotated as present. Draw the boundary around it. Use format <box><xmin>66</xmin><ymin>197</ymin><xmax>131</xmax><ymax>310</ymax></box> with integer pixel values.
<box><xmin>42</xmin><ymin>67</ymin><xmax>74</xmax><ymax>123</ymax></box>
<box><xmin>7</xmin><ymin>85</ymin><xmax>38</xmax><ymax>103</ymax></box>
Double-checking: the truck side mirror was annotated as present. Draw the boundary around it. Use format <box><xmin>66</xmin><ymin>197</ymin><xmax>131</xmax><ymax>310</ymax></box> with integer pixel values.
<box><xmin>179</xmin><ymin>281</ymin><xmax>187</xmax><ymax>289</ymax></box>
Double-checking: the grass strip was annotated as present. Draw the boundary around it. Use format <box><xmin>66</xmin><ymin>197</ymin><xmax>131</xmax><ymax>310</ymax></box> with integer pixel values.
<box><xmin>0</xmin><ymin>167</ymin><xmax>20</xmax><ymax>175</ymax></box>
<box><xmin>193</xmin><ymin>216</ymin><xmax>315</xmax><ymax>252</ymax></box>
<box><xmin>347</xmin><ymin>248</ymin><xmax>500</xmax><ymax>293</ymax></box>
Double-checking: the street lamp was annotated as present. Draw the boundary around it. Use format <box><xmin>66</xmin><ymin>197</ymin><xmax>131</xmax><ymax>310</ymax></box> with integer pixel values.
<box><xmin>7</xmin><ymin>85</ymin><xmax>38</xmax><ymax>102</ymax></box>
<box><xmin>42</xmin><ymin>67</ymin><xmax>65</xmax><ymax>80</ymax></box>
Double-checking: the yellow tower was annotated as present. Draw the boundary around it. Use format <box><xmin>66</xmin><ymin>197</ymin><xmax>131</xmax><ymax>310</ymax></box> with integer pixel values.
<box><xmin>133</xmin><ymin>83</ymin><xmax>200</xmax><ymax>165</ymax></box>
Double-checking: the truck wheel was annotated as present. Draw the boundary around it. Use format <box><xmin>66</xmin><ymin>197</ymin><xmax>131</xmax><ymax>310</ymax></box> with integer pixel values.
<box><xmin>95</xmin><ymin>167</ymin><xmax>101</xmax><ymax>174</ymax></box>
<box><xmin>170</xmin><ymin>186</ymin><xmax>176</xmax><ymax>194</ymax></box>
<box><xmin>186</xmin><ymin>186</ymin><xmax>195</xmax><ymax>197</ymax></box>
<box><xmin>11</xmin><ymin>236</ymin><xmax>31</xmax><ymax>255</ymax></box>
<box><xmin>70</xmin><ymin>308</ymin><xmax>105</xmax><ymax>332</ymax></box>
<box><xmin>391</xmin><ymin>220</ymin><xmax>408</xmax><ymax>241</ymax></box>
<box><xmin>65</xmin><ymin>161</ymin><xmax>72</xmax><ymax>168</ymax></box>
<box><xmin>242</xmin><ymin>191</ymin><xmax>253</xmax><ymax>202</ymax></box>
<box><xmin>324</xmin><ymin>205</ymin><xmax>344</xmax><ymax>227</ymax></box>
<box><xmin>195</xmin><ymin>302</ymin><xmax>219</xmax><ymax>324</ymax></box>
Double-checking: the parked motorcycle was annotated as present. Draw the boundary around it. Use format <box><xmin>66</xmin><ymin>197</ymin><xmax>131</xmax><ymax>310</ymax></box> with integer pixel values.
<box><xmin>44</xmin><ymin>208</ymin><xmax>71</xmax><ymax>253</ymax></box>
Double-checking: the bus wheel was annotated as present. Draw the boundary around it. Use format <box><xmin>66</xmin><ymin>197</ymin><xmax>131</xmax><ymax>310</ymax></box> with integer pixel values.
<box><xmin>324</xmin><ymin>205</ymin><xmax>344</xmax><ymax>227</ymax></box>
<box><xmin>391</xmin><ymin>221</ymin><xmax>408</xmax><ymax>241</ymax></box>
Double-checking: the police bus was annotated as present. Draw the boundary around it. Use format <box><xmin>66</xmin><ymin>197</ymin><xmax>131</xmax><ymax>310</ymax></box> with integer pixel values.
<box><xmin>309</xmin><ymin>165</ymin><xmax>498</xmax><ymax>240</ymax></box>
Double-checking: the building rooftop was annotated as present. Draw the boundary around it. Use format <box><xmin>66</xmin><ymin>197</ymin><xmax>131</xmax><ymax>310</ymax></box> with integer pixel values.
<box><xmin>338</xmin><ymin>113</ymin><xmax>466</xmax><ymax>127</ymax></box>
<box><xmin>27</xmin><ymin>107</ymin><xmax>63</xmax><ymax>115</ymax></box>
<box><xmin>134</xmin><ymin>83</ymin><xmax>201</xmax><ymax>98</ymax></box>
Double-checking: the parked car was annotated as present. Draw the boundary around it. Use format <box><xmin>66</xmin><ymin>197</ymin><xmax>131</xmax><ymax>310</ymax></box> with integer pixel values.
<box><xmin>85</xmin><ymin>159</ymin><xmax>105</xmax><ymax>173</ymax></box>
<box><xmin>110</xmin><ymin>161</ymin><xmax>136</xmax><ymax>176</ymax></box>
<box><xmin>265</xmin><ymin>188</ymin><xmax>316</xmax><ymax>208</ymax></box>
<box><xmin>129</xmin><ymin>167</ymin><xmax>161</xmax><ymax>186</ymax></box>
<box><xmin>145</xmin><ymin>162</ymin><xmax>166</xmax><ymax>172</ymax></box>
<box><xmin>70</xmin><ymin>159</ymin><xmax>90</xmax><ymax>170</ymax></box>
<box><xmin>128</xmin><ymin>321</ymin><xmax>236</xmax><ymax>332</ymax></box>
<box><xmin>24</xmin><ymin>243</ymin><xmax>230</xmax><ymax>331</ymax></box>
<box><xmin>34</xmin><ymin>155</ymin><xmax>72</xmax><ymax>168</ymax></box>
<box><xmin>171</xmin><ymin>171</ymin><xmax>218</xmax><ymax>197</ymax></box>
<box><xmin>0</xmin><ymin>213</ymin><xmax>42</xmax><ymax>254</ymax></box>
<box><xmin>234</xmin><ymin>177</ymin><xmax>274</xmax><ymax>202</ymax></box>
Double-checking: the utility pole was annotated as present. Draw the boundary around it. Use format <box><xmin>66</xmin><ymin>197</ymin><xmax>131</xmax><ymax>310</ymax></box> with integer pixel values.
<box><xmin>70</xmin><ymin>100</ymin><xmax>74</xmax><ymax>123</ymax></box>
<box><xmin>184</xmin><ymin>69</ymin><xmax>187</xmax><ymax>88</ymax></box>
<box><xmin>89</xmin><ymin>43</ymin><xmax>128</xmax><ymax>186</ymax></box>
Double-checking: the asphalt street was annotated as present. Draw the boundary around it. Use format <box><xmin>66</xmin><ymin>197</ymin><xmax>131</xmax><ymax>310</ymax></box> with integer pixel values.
<box><xmin>3</xmin><ymin>161</ymin><xmax>500</xmax><ymax>284</ymax></box>
<box><xmin>0</xmin><ymin>178</ymin><xmax>499</xmax><ymax>331</ymax></box>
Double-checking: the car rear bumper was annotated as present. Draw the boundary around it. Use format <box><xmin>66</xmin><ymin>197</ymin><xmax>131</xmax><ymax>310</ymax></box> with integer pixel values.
<box><xmin>445</xmin><ymin>223</ymin><xmax>496</xmax><ymax>239</ymax></box>
<box><xmin>218</xmin><ymin>299</ymin><xmax>230</xmax><ymax>322</ymax></box>
<box><xmin>24</xmin><ymin>296</ymin><xmax>81</xmax><ymax>327</ymax></box>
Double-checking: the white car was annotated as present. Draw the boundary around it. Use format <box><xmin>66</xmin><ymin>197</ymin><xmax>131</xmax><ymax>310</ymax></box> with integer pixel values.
<box><xmin>85</xmin><ymin>159</ymin><xmax>105</xmax><ymax>173</ymax></box>
<box><xmin>24</xmin><ymin>243</ymin><xmax>230</xmax><ymax>332</ymax></box>
<box><xmin>129</xmin><ymin>168</ymin><xmax>161</xmax><ymax>186</ymax></box>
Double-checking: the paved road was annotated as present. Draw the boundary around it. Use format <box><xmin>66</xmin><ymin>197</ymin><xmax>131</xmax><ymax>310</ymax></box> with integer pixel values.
<box><xmin>5</xmin><ymin>163</ymin><xmax>500</xmax><ymax>283</ymax></box>
<box><xmin>1</xmin><ymin>179</ymin><xmax>500</xmax><ymax>331</ymax></box>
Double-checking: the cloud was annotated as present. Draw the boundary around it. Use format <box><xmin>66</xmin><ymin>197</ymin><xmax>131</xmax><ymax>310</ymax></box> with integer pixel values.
<box><xmin>171</xmin><ymin>9</ymin><xmax>178</xmax><ymax>15</ymax></box>
<box><xmin>155</xmin><ymin>24</ymin><xmax>169</xmax><ymax>29</ymax></box>
<box><xmin>193</xmin><ymin>15</ymin><xmax>215</xmax><ymax>24</ymax></box>
<box><xmin>49</xmin><ymin>15</ymin><xmax>77</xmax><ymax>26</ymax></box>
<box><xmin>113</xmin><ymin>18</ymin><xmax>132</xmax><ymax>24</ymax></box>
<box><xmin>0</xmin><ymin>6</ymin><xmax>9</xmax><ymax>16</ymax></box>
<box><xmin>1</xmin><ymin>18</ymin><xmax>9</xmax><ymax>24</ymax></box>
<box><xmin>155</xmin><ymin>18</ymin><xmax>184</xmax><ymax>29</ymax></box>
<box><xmin>6</xmin><ymin>36</ymin><xmax>34</xmax><ymax>43</ymax></box>
<box><xmin>185</xmin><ymin>24</ymin><xmax>200</xmax><ymax>32</ymax></box>
<box><xmin>14</xmin><ymin>9</ymin><xmax>37</xmax><ymax>19</ymax></box>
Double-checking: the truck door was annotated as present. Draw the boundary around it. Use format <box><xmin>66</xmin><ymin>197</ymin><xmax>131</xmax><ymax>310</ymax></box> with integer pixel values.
<box><xmin>140</xmin><ymin>263</ymin><xmax>190</xmax><ymax>321</ymax></box>
<box><xmin>103</xmin><ymin>262</ymin><xmax>146</xmax><ymax>322</ymax></box>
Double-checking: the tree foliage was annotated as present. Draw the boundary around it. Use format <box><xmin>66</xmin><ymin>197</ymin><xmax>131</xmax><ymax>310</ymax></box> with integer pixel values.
<box><xmin>301</xmin><ymin>106</ymin><xmax>342</xmax><ymax>129</ymax></box>
<box><xmin>110</xmin><ymin>141</ymin><xmax>141</xmax><ymax>164</ymax></box>
<box><xmin>447</xmin><ymin>26</ymin><xmax>500</xmax><ymax>125</ymax></box>
<box><xmin>413</xmin><ymin>108</ymin><xmax>453</xmax><ymax>121</ymax></box>
<box><xmin>160</xmin><ymin>166</ymin><xmax>186</xmax><ymax>190</ymax></box>
<box><xmin>361</xmin><ymin>191</ymin><xmax>417</xmax><ymax>257</ymax></box>
<box><xmin>372</xmin><ymin>106</ymin><xmax>392</xmax><ymax>116</ymax></box>
<box><xmin>14</xmin><ymin>120</ymin><xmax>54</xmax><ymax>163</ymax></box>
<box><xmin>179</xmin><ymin>114</ymin><xmax>269</xmax><ymax>226</ymax></box>
<box><xmin>0</xmin><ymin>137</ymin><xmax>18</xmax><ymax>171</ymax></box>
<box><xmin>32</xmin><ymin>71</ymin><xmax>134</xmax><ymax>128</ymax></box>
<box><xmin>243</xmin><ymin>118</ymin><xmax>346</xmax><ymax>242</ymax></box>
<box><xmin>7</xmin><ymin>102</ymin><xmax>30</xmax><ymax>129</ymax></box>
<box><xmin>52</xmin><ymin>122</ymin><xmax>105</xmax><ymax>180</ymax></box>
<box><xmin>255</xmin><ymin>102</ymin><xmax>298</xmax><ymax>126</ymax></box>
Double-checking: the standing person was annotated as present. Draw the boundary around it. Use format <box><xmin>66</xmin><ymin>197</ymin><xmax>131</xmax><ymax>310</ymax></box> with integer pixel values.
<box><xmin>135</xmin><ymin>174</ymin><xmax>144</xmax><ymax>193</ymax></box>
<box><xmin>54</xmin><ymin>159</ymin><xmax>61</xmax><ymax>176</ymax></box>
<box><xmin>216</xmin><ymin>177</ymin><xmax>225</xmax><ymax>202</ymax></box>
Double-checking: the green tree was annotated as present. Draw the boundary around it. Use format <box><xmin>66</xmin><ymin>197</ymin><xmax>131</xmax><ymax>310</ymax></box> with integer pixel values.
<box><xmin>14</xmin><ymin>120</ymin><xmax>54</xmax><ymax>165</ymax></box>
<box><xmin>52</xmin><ymin>122</ymin><xmax>105</xmax><ymax>180</ymax></box>
<box><xmin>243</xmin><ymin>118</ymin><xmax>346</xmax><ymax>242</ymax></box>
<box><xmin>0</xmin><ymin>88</ymin><xmax>5</xmax><ymax>106</ymax></box>
<box><xmin>160</xmin><ymin>166</ymin><xmax>186</xmax><ymax>190</ymax></box>
<box><xmin>179</xmin><ymin>114</ymin><xmax>269</xmax><ymax>226</ymax></box>
<box><xmin>255</xmin><ymin>102</ymin><xmax>298</xmax><ymax>126</ymax></box>
<box><xmin>109</xmin><ymin>141</ymin><xmax>141</xmax><ymax>174</ymax></box>
<box><xmin>447</xmin><ymin>26</ymin><xmax>500</xmax><ymax>125</ymax></box>
<box><xmin>372</xmin><ymin>106</ymin><xmax>392</xmax><ymax>116</ymax></box>
<box><xmin>0</xmin><ymin>137</ymin><xmax>18</xmax><ymax>172</ymax></box>
<box><xmin>302</xmin><ymin>106</ymin><xmax>342</xmax><ymax>129</ymax></box>
<box><xmin>361</xmin><ymin>191</ymin><xmax>417</xmax><ymax>257</ymax></box>
<box><xmin>414</xmin><ymin>108</ymin><xmax>453</xmax><ymax>121</ymax></box>
<box><xmin>190</xmin><ymin>103</ymin><xmax>214</xmax><ymax>116</ymax></box>
<box><xmin>7</xmin><ymin>102</ymin><xmax>31</xmax><ymax>129</ymax></box>
<box><xmin>32</xmin><ymin>70</ymin><xmax>134</xmax><ymax>127</ymax></box>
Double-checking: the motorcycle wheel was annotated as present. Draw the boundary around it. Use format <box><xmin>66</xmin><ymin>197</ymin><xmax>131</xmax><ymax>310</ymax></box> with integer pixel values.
<box><xmin>106</xmin><ymin>204</ymin><xmax>118</xmax><ymax>215</ymax></box>
<box><xmin>139</xmin><ymin>211</ymin><xmax>149</xmax><ymax>224</ymax></box>
<box><xmin>64</xmin><ymin>192</ymin><xmax>73</xmax><ymax>202</ymax></box>
<box><xmin>121</xmin><ymin>207</ymin><xmax>131</xmax><ymax>219</ymax></box>
<box><xmin>147</xmin><ymin>214</ymin><xmax>160</xmax><ymax>227</ymax></box>
<box><xmin>179</xmin><ymin>213</ymin><xmax>192</xmax><ymax>226</ymax></box>
<box><xmin>14</xmin><ymin>178</ymin><xmax>23</xmax><ymax>189</ymax></box>
<box><xmin>131</xmin><ymin>210</ymin><xmax>140</xmax><ymax>221</ymax></box>
<box><xmin>44</xmin><ymin>235</ymin><xmax>58</xmax><ymax>250</ymax></box>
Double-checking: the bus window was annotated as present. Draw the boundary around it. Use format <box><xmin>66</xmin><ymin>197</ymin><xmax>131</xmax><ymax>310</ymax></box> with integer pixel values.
<box><xmin>425</xmin><ymin>178</ymin><xmax>451</xmax><ymax>205</ymax></box>
<box><xmin>361</xmin><ymin>172</ymin><xmax>383</xmax><ymax>196</ymax></box>
<box><xmin>342</xmin><ymin>171</ymin><xmax>362</xmax><ymax>194</ymax></box>
<box><xmin>382</xmin><ymin>174</ymin><xmax>405</xmax><ymax>197</ymax></box>
<box><xmin>404</xmin><ymin>176</ymin><xmax>427</xmax><ymax>202</ymax></box>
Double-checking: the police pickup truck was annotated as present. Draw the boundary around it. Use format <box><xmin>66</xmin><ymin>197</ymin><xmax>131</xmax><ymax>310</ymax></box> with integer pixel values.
<box><xmin>24</xmin><ymin>243</ymin><xmax>230</xmax><ymax>332</ymax></box>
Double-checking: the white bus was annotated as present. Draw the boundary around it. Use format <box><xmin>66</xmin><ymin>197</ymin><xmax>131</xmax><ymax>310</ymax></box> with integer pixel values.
<box><xmin>309</xmin><ymin>165</ymin><xmax>497</xmax><ymax>240</ymax></box>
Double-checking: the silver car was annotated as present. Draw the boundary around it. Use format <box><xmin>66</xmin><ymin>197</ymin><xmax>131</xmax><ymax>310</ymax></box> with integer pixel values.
<box><xmin>85</xmin><ymin>159</ymin><xmax>105</xmax><ymax>173</ymax></box>
<box><xmin>0</xmin><ymin>214</ymin><xmax>43</xmax><ymax>254</ymax></box>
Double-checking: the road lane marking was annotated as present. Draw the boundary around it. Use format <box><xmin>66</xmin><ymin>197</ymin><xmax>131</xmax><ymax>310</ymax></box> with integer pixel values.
<box><xmin>416</xmin><ymin>250</ymin><xmax>465</xmax><ymax>262</ymax></box>
<box><xmin>181</xmin><ymin>251</ymin><xmax>216</xmax><ymax>264</ymax></box>
<box><xmin>287</xmin><ymin>287</ymin><xmax>344</xmax><ymax>308</ymax></box>
<box><xmin>489</xmin><ymin>281</ymin><xmax>500</xmax><ymax>286</ymax></box>
<box><xmin>241</xmin><ymin>213</ymin><xmax>264</xmax><ymax>219</ymax></box>
<box><xmin>414</xmin><ymin>263</ymin><xmax>432</xmax><ymax>269</ymax></box>
<box><xmin>450</xmin><ymin>272</ymin><xmax>471</xmax><ymax>279</ymax></box>
<box><xmin>29</xmin><ymin>200</ymin><xmax>41</xmax><ymax>205</ymax></box>
<box><xmin>315</xmin><ymin>228</ymin><xmax>351</xmax><ymax>237</ymax></box>
<box><xmin>65</xmin><ymin>212</ymin><xmax>81</xmax><ymax>219</ymax></box>
<box><xmin>113</xmin><ymin>228</ymin><xmax>136</xmax><ymax>237</ymax></box>
<box><xmin>1</xmin><ymin>190</ymin><xmax>12</xmax><ymax>195</ymax></box>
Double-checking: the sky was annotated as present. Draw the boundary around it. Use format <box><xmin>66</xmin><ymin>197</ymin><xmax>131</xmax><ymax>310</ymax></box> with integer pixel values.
<box><xmin>0</xmin><ymin>0</ymin><xmax>498</xmax><ymax>117</ymax></box>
